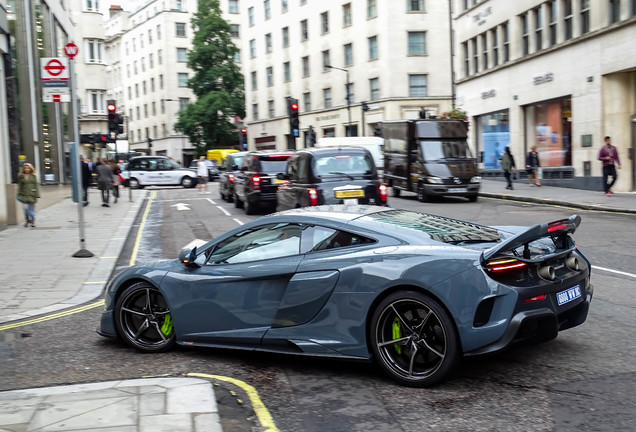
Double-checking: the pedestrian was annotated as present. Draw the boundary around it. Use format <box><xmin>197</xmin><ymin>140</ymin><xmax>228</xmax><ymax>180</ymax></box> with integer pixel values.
<box><xmin>501</xmin><ymin>146</ymin><xmax>517</xmax><ymax>190</ymax></box>
<box><xmin>526</xmin><ymin>145</ymin><xmax>541</xmax><ymax>187</ymax></box>
<box><xmin>80</xmin><ymin>155</ymin><xmax>91</xmax><ymax>206</ymax></box>
<box><xmin>16</xmin><ymin>163</ymin><xmax>40</xmax><ymax>227</ymax></box>
<box><xmin>598</xmin><ymin>136</ymin><xmax>621</xmax><ymax>197</ymax></box>
<box><xmin>109</xmin><ymin>159</ymin><xmax>121</xmax><ymax>203</ymax></box>
<box><xmin>86</xmin><ymin>158</ymin><xmax>95</xmax><ymax>186</ymax></box>
<box><xmin>197</xmin><ymin>155</ymin><xmax>209</xmax><ymax>194</ymax></box>
<box><xmin>96</xmin><ymin>157</ymin><xmax>114</xmax><ymax>207</ymax></box>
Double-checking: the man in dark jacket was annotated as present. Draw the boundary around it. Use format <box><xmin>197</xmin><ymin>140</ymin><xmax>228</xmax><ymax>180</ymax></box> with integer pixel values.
<box><xmin>598</xmin><ymin>136</ymin><xmax>621</xmax><ymax>196</ymax></box>
<box><xmin>80</xmin><ymin>155</ymin><xmax>91</xmax><ymax>206</ymax></box>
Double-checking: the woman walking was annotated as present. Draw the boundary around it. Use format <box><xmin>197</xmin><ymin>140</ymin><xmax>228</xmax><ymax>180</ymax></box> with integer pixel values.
<box><xmin>526</xmin><ymin>146</ymin><xmax>542</xmax><ymax>186</ymax></box>
<box><xmin>17</xmin><ymin>163</ymin><xmax>40</xmax><ymax>227</ymax></box>
<box><xmin>501</xmin><ymin>146</ymin><xmax>517</xmax><ymax>190</ymax></box>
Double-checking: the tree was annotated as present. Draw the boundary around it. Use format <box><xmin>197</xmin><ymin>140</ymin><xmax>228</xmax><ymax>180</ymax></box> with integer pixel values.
<box><xmin>174</xmin><ymin>0</ymin><xmax>245</xmax><ymax>153</ymax></box>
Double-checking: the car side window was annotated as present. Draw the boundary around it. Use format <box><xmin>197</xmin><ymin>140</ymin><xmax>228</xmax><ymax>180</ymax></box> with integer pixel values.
<box><xmin>298</xmin><ymin>156</ymin><xmax>309</xmax><ymax>183</ymax></box>
<box><xmin>306</xmin><ymin>226</ymin><xmax>374</xmax><ymax>252</ymax></box>
<box><xmin>286</xmin><ymin>155</ymin><xmax>299</xmax><ymax>181</ymax></box>
<box><xmin>207</xmin><ymin>223</ymin><xmax>302</xmax><ymax>265</ymax></box>
<box><xmin>148</xmin><ymin>159</ymin><xmax>158</xmax><ymax>170</ymax></box>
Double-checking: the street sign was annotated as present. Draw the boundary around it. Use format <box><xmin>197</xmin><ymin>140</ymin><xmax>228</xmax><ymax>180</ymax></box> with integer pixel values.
<box><xmin>64</xmin><ymin>42</ymin><xmax>79</xmax><ymax>59</ymax></box>
<box><xmin>41</xmin><ymin>57</ymin><xmax>70</xmax><ymax>102</ymax></box>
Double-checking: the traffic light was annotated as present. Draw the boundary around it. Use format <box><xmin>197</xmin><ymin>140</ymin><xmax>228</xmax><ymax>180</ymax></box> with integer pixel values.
<box><xmin>287</xmin><ymin>98</ymin><xmax>299</xmax><ymax>137</ymax></box>
<box><xmin>116</xmin><ymin>114</ymin><xmax>124</xmax><ymax>134</ymax></box>
<box><xmin>239</xmin><ymin>127</ymin><xmax>248</xmax><ymax>149</ymax></box>
<box><xmin>307</xmin><ymin>126</ymin><xmax>316</xmax><ymax>146</ymax></box>
<box><xmin>107</xmin><ymin>100</ymin><xmax>118</xmax><ymax>134</ymax></box>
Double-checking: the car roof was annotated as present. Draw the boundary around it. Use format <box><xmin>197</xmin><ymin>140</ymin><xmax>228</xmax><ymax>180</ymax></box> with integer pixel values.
<box><xmin>270</xmin><ymin>205</ymin><xmax>391</xmax><ymax>225</ymax></box>
<box><xmin>130</xmin><ymin>156</ymin><xmax>169</xmax><ymax>160</ymax></box>
<box><xmin>299</xmin><ymin>146</ymin><xmax>370</xmax><ymax>155</ymax></box>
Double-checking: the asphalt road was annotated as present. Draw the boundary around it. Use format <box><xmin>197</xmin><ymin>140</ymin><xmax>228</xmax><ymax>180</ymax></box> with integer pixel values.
<box><xmin>1</xmin><ymin>184</ymin><xmax>635</xmax><ymax>432</ymax></box>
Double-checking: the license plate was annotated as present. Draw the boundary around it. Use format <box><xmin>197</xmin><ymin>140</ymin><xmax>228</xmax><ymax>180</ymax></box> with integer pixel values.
<box><xmin>274</xmin><ymin>178</ymin><xmax>285</xmax><ymax>184</ymax></box>
<box><xmin>556</xmin><ymin>285</ymin><xmax>581</xmax><ymax>306</ymax></box>
<box><xmin>450</xmin><ymin>187</ymin><xmax>468</xmax><ymax>193</ymax></box>
<box><xmin>335</xmin><ymin>190</ymin><xmax>364</xmax><ymax>198</ymax></box>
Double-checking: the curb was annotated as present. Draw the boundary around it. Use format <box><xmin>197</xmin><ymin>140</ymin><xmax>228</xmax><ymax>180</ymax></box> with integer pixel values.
<box><xmin>479</xmin><ymin>192</ymin><xmax>636</xmax><ymax>215</ymax></box>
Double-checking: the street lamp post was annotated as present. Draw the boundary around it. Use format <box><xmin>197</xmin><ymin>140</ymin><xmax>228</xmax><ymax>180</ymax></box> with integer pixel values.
<box><xmin>326</xmin><ymin>65</ymin><xmax>353</xmax><ymax>135</ymax></box>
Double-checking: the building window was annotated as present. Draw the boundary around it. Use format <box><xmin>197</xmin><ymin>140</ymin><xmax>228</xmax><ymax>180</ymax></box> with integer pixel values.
<box><xmin>282</xmin><ymin>27</ymin><xmax>289</xmax><ymax>47</ymax></box>
<box><xmin>148</xmin><ymin>29</ymin><xmax>153</xmax><ymax>44</ymax></box>
<box><xmin>481</xmin><ymin>33</ymin><xmax>488</xmax><ymax>69</ymax></box>
<box><xmin>535</xmin><ymin>7</ymin><xmax>543</xmax><ymax>51</ymax></box>
<box><xmin>303</xmin><ymin>92</ymin><xmax>311</xmax><ymax>112</ymax></box>
<box><xmin>229</xmin><ymin>0</ymin><xmax>238</xmax><ymax>13</ymax></box>
<box><xmin>264</xmin><ymin>0</ymin><xmax>271</xmax><ymax>19</ymax></box>
<box><xmin>549</xmin><ymin>1</ymin><xmax>557</xmax><ymax>46</ymax></box>
<box><xmin>159</xmin><ymin>74</ymin><xmax>164</xmax><ymax>89</ymax></box>
<box><xmin>491</xmin><ymin>29</ymin><xmax>499</xmax><ymax>66</ymax></box>
<box><xmin>178</xmin><ymin>73</ymin><xmax>188</xmax><ymax>87</ymax></box>
<box><xmin>126</xmin><ymin>64</ymin><xmax>131</xmax><ymax>78</ymax></box>
<box><xmin>521</xmin><ymin>12</ymin><xmax>530</xmax><ymax>55</ymax></box>
<box><xmin>157</xmin><ymin>24</ymin><xmax>161</xmax><ymax>40</ymax></box>
<box><xmin>250</xmin><ymin>39</ymin><xmax>256</xmax><ymax>58</ymax></box>
<box><xmin>85</xmin><ymin>0</ymin><xmax>100</xmax><ymax>12</ymax></box>
<box><xmin>369</xmin><ymin>77</ymin><xmax>379</xmax><ymax>100</ymax></box>
<box><xmin>472</xmin><ymin>38</ymin><xmax>479</xmax><ymax>72</ymax></box>
<box><xmin>282</xmin><ymin>0</ymin><xmax>288</xmax><ymax>13</ymax></box>
<box><xmin>268</xmin><ymin>100</ymin><xmax>274</xmax><ymax>118</ymax></box>
<box><xmin>462</xmin><ymin>42</ymin><xmax>469</xmax><ymax>76</ymax></box>
<box><xmin>179</xmin><ymin>98</ymin><xmax>189</xmax><ymax>112</ymax></box>
<box><xmin>177</xmin><ymin>48</ymin><xmax>188</xmax><ymax>62</ymax></box>
<box><xmin>251</xmin><ymin>71</ymin><xmax>257</xmax><ymax>90</ymax></box>
<box><xmin>502</xmin><ymin>22</ymin><xmax>510</xmax><ymax>63</ymax></box>
<box><xmin>88</xmin><ymin>90</ymin><xmax>105</xmax><ymax>114</ymax></box>
<box><xmin>301</xmin><ymin>19</ymin><xmax>308</xmax><ymax>40</ymax></box>
<box><xmin>284</xmin><ymin>61</ymin><xmax>291</xmax><ymax>81</ymax></box>
<box><xmin>142</xmin><ymin>80</ymin><xmax>147</xmax><ymax>95</ymax></box>
<box><xmin>344</xmin><ymin>43</ymin><xmax>353</xmax><ymax>66</ymax></box>
<box><xmin>149</xmin><ymin>53</ymin><xmax>154</xmax><ymax>68</ymax></box>
<box><xmin>407</xmin><ymin>0</ymin><xmax>425</xmax><ymax>12</ymax></box>
<box><xmin>407</xmin><ymin>31</ymin><xmax>426</xmax><ymax>55</ymax></box>
<box><xmin>231</xmin><ymin>24</ymin><xmax>240</xmax><ymax>38</ymax></box>
<box><xmin>323</xmin><ymin>88</ymin><xmax>332</xmax><ymax>108</ymax></box>
<box><xmin>141</xmin><ymin>57</ymin><xmax>146</xmax><ymax>72</ymax></box>
<box><xmin>609</xmin><ymin>0</ymin><xmax>621</xmax><ymax>23</ymax></box>
<box><xmin>368</xmin><ymin>0</ymin><xmax>377</xmax><ymax>18</ymax></box>
<box><xmin>564</xmin><ymin>0</ymin><xmax>573</xmax><ymax>40</ymax></box>
<box><xmin>322</xmin><ymin>50</ymin><xmax>330</xmax><ymax>71</ymax></box>
<box><xmin>346</xmin><ymin>83</ymin><xmax>354</xmax><ymax>106</ymax></box>
<box><xmin>343</xmin><ymin>3</ymin><xmax>352</xmax><ymax>26</ymax></box>
<box><xmin>302</xmin><ymin>56</ymin><xmax>310</xmax><ymax>77</ymax></box>
<box><xmin>136</xmin><ymin>107</ymin><xmax>140</xmax><ymax>120</ymax></box>
<box><xmin>175</xmin><ymin>0</ymin><xmax>183</xmax><ymax>11</ymax></box>
<box><xmin>368</xmin><ymin>36</ymin><xmax>378</xmax><ymax>60</ymax></box>
<box><xmin>321</xmin><ymin>12</ymin><xmax>329</xmax><ymax>34</ymax></box>
<box><xmin>252</xmin><ymin>103</ymin><xmax>259</xmax><ymax>121</ymax></box>
<box><xmin>265</xmin><ymin>33</ymin><xmax>272</xmax><ymax>53</ymax></box>
<box><xmin>86</xmin><ymin>39</ymin><xmax>103</xmax><ymax>63</ymax></box>
<box><xmin>144</xmin><ymin>104</ymin><xmax>148</xmax><ymax>118</ymax></box>
<box><xmin>409</xmin><ymin>74</ymin><xmax>427</xmax><ymax>97</ymax></box>
<box><xmin>176</xmin><ymin>22</ymin><xmax>186</xmax><ymax>37</ymax></box>
<box><xmin>266</xmin><ymin>66</ymin><xmax>273</xmax><ymax>86</ymax></box>
<box><xmin>248</xmin><ymin>7</ymin><xmax>255</xmax><ymax>25</ymax></box>
<box><xmin>158</xmin><ymin>49</ymin><xmax>163</xmax><ymax>65</ymax></box>
<box><xmin>234</xmin><ymin>50</ymin><xmax>241</xmax><ymax>63</ymax></box>
<box><xmin>580</xmin><ymin>0</ymin><xmax>590</xmax><ymax>34</ymax></box>
<box><xmin>151</xmin><ymin>78</ymin><xmax>155</xmax><ymax>91</ymax></box>
<box><xmin>127</xmin><ymin>86</ymin><xmax>132</xmax><ymax>99</ymax></box>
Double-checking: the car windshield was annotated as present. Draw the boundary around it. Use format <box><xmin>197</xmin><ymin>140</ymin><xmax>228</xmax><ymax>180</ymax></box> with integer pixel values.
<box><xmin>419</xmin><ymin>140</ymin><xmax>473</xmax><ymax>162</ymax></box>
<box><xmin>166</xmin><ymin>158</ymin><xmax>182</xmax><ymax>169</ymax></box>
<box><xmin>315</xmin><ymin>154</ymin><xmax>374</xmax><ymax>177</ymax></box>
<box><xmin>259</xmin><ymin>157</ymin><xmax>289</xmax><ymax>174</ymax></box>
<box><xmin>364</xmin><ymin>209</ymin><xmax>501</xmax><ymax>244</ymax></box>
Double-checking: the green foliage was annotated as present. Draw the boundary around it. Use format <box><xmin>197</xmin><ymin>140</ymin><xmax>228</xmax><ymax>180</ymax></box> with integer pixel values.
<box><xmin>440</xmin><ymin>108</ymin><xmax>468</xmax><ymax>120</ymax></box>
<box><xmin>174</xmin><ymin>0</ymin><xmax>245</xmax><ymax>151</ymax></box>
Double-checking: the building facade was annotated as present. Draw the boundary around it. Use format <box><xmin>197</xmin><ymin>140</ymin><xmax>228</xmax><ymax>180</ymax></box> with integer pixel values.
<box><xmin>454</xmin><ymin>0</ymin><xmax>636</xmax><ymax>191</ymax></box>
<box><xmin>241</xmin><ymin>0</ymin><xmax>455</xmax><ymax>150</ymax></box>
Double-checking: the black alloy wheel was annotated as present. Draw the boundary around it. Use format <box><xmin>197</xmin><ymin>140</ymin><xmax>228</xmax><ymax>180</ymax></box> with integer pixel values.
<box><xmin>114</xmin><ymin>282</ymin><xmax>176</xmax><ymax>353</ymax></box>
<box><xmin>370</xmin><ymin>291</ymin><xmax>459</xmax><ymax>387</ymax></box>
<box><xmin>417</xmin><ymin>183</ymin><xmax>429</xmax><ymax>202</ymax></box>
<box><xmin>181</xmin><ymin>176</ymin><xmax>195</xmax><ymax>188</ymax></box>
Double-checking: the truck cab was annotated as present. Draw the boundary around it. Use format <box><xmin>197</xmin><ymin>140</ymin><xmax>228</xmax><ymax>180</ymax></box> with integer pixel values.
<box><xmin>382</xmin><ymin>119</ymin><xmax>481</xmax><ymax>202</ymax></box>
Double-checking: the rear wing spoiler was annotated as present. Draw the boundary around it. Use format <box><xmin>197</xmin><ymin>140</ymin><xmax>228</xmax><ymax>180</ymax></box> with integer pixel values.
<box><xmin>481</xmin><ymin>215</ymin><xmax>581</xmax><ymax>262</ymax></box>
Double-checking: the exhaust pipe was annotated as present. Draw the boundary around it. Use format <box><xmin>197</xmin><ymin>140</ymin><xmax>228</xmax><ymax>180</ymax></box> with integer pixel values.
<box><xmin>566</xmin><ymin>256</ymin><xmax>580</xmax><ymax>271</ymax></box>
<box><xmin>539</xmin><ymin>265</ymin><xmax>555</xmax><ymax>280</ymax></box>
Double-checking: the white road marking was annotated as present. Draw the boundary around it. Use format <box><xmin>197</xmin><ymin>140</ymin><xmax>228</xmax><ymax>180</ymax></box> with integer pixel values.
<box><xmin>593</xmin><ymin>265</ymin><xmax>636</xmax><ymax>279</ymax></box>
<box><xmin>171</xmin><ymin>203</ymin><xmax>191</xmax><ymax>211</ymax></box>
<box><xmin>233</xmin><ymin>218</ymin><xmax>244</xmax><ymax>225</ymax></box>
<box><xmin>216</xmin><ymin>205</ymin><xmax>231</xmax><ymax>216</ymax></box>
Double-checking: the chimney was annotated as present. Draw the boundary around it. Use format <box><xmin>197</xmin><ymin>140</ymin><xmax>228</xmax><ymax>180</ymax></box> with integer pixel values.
<box><xmin>109</xmin><ymin>5</ymin><xmax>124</xmax><ymax>18</ymax></box>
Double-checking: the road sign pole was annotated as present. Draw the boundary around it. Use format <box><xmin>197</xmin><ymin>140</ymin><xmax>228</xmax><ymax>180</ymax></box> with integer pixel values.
<box><xmin>67</xmin><ymin>47</ymin><xmax>93</xmax><ymax>258</ymax></box>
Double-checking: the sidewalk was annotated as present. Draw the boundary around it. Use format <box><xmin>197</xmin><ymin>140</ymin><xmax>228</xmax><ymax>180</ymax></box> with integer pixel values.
<box><xmin>0</xmin><ymin>179</ymin><xmax>635</xmax><ymax>432</ymax></box>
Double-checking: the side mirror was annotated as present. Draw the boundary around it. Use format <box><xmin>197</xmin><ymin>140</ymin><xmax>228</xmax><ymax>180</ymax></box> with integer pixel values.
<box><xmin>179</xmin><ymin>246</ymin><xmax>199</xmax><ymax>267</ymax></box>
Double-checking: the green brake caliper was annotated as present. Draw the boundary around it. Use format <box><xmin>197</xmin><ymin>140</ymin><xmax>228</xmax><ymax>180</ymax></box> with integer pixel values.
<box><xmin>160</xmin><ymin>314</ymin><xmax>173</xmax><ymax>337</ymax></box>
<box><xmin>392</xmin><ymin>317</ymin><xmax>402</xmax><ymax>354</ymax></box>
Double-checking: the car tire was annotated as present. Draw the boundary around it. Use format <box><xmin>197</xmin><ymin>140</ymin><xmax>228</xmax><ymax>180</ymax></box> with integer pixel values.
<box><xmin>181</xmin><ymin>176</ymin><xmax>195</xmax><ymax>188</ymax></box>
<box><xmin>234</xmin><ymin>192</ymin><xmax>243</xmax><ymax>208</ymax></box>
<box><xmin>391</xmin><ymin>186</ymin><xmax>401</xmax><ymax>198</ymax></box>
<box><xmin>129</xmin><ymin>178</ymin><xmax>143</xmax><ymax>189</ymax></box>
<box><xmin>114</xmin><ymin>282</ymin><xmax>176</xmax><ymax>353</ymax></box>
<box><xmin>370</xmin><ymin>290</ymin><xmax>459</xmax><ymax>387</ymax></box>
<box><xmin>245</xmin><ymin>200</ymin><xmax>256</xmax><ymax>215</ymax></box>
<box><xmin>468</xmin><ymin>194</ymin><xmax>478</xmax><ymax>202</ymax></box>
<box><xmin>417</xmin><ymin>184</ymin><xmax>429</xmax><ymax>202</ymax></box>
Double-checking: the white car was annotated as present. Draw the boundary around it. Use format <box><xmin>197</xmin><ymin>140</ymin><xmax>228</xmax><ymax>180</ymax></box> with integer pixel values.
<box><xmin>124</xmin><ymin>156</ymin><xmax>198</xmax><ymax>189</ymax></box>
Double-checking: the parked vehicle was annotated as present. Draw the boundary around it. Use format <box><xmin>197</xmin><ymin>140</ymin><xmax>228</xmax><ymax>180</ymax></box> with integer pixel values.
<box><xmin>382</xmin><ymin>119</ymin><xmax>481</xmax><ymax>202</ymax></box>
<box><xmin>125</xmin><ymin>156</ymin><xmax>198</xmax><ymax>189</ymax></box>
<box><xmin>218</xmin><ymin>151</ymin><xmax>247</xmax><ymax>202</ymax></box>
<box><xmin>189</xmin><ymin>159</ymin><xmax>220</xmax><ymax>181</ymax></box>
<box><xmin>98</xmin><ymin>206</ymin><xmax>592</xmax><ymax>387</ymax></box>
<box><xmin>206</xmin><ymin>149</ymin><xmax>239</xmax><ymax>164</ymax></box>
<box><xmin>276</xmin><ymin>146</ymin><xmax>387</xmax><ymax>211</ymax></box>
<box><xmin>234</xmin><ymin>150</ymin><xmax>293</xmax><ymax>214</ymax></box>
<box><xmin>314</xmin><ymin>137</ymin><xmax>384</xmax><ymax>170</ymax></box>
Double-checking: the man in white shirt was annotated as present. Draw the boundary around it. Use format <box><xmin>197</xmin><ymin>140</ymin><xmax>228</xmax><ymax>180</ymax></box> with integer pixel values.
<box><xmin>196</xmin><ymin>156</ymin><xmax>209</xmax><ymax>194</ymax></box>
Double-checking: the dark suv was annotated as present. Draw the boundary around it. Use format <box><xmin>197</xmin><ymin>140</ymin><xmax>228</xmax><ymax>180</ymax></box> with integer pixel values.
<box><xmin>234</xmin><ymin>150</ymin><xmax>293</xmax><ymax>214</ymax></box>
<box><xmin>276</xmin><ymin>147</ymin><xmax>388</xmax><ymax>211</ymax></box>
<box><xmin>218</xmin><ymin>151</ymin><xmax>247</xmax><ymax>202</ymax></box>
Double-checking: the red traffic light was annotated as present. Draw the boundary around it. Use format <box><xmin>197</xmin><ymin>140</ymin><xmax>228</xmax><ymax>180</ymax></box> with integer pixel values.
<box><xmin>107</xmin><ymin>103</ymin><xmax>116</xmax><ymax>112</ymax></box>
<box><xmin>240</xmin><ymin>128</ymin><xmax>247</xmax><ymax>133</ymax></box>
<box><xmin>290</xmin><ymin>103</ymin><xmax>298</xmax><ymax>110</ymax></box>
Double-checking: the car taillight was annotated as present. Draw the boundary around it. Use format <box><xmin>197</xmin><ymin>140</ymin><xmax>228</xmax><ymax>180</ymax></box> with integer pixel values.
<box><xmin>228</xmin><ymin>174</ymin><xmax>235</xmax><ymax>184</ymax></box>
<box><xmin>252</xmin><ymin>175</ymin><xmax>261</xmax><ymax>190</ymax></box>
<box><xmin>484</xmin><ymin>258</ymin><xmax>527</xmax><ymax>272</ymax></box>
<box><xmin>308</xmin><ymin>189</ymin><xmax>319</xmax><ymax>206</ymax></box>
<box><xmin>524</xmin><ymin>294</ymin><xmax>546</xmax><ymax>303</ymax></box>
<box><xmin>379</xmin><ymin>184</ymin><xmax>388</xmax><ymax>203</ymax></box>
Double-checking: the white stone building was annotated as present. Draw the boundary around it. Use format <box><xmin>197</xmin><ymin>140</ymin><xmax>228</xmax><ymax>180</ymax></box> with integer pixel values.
<box><xmin>240</xmin><ymin>0</ymin><xmax>455</xmax><ymax>150</ymax></box>
<box><xmin>454</xmin><ymin>0</ymin><xmax>636</xmax><ymax>191</ymax></box>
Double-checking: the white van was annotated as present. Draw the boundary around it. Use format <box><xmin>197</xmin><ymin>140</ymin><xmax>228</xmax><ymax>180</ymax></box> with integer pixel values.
<box><xmin>314</xmin><ymin>137</ymin><xmax>384</xmax><ymax>170</ymax></box>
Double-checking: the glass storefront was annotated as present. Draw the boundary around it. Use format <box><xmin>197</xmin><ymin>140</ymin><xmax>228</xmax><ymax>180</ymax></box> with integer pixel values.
<box><xmin>524</xmin><ymin>97</ymin><xmax>572</xmax><ymax>167</ymax></box>
<box><xmin>477</xmin><ymin>110</ymin><xmax>509</xmax><ymax>169</ymax></box>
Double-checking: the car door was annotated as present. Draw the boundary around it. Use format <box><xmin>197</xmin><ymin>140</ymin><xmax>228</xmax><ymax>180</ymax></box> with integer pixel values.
<box><xmin>161</xmin><ymin>222</ymin><xmax>304</xmax><ymax>345</ymax></box>
<box><xmin>276</xmin><ymin>154</ymin><xmax>299</xmax><ymax>211</ymax></box>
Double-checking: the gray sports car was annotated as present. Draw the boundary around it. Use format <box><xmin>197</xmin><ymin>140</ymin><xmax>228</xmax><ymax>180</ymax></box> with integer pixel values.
<box><xmin>98</xmin><ymin>205</ymin><xmax>592</xmax><ymax>387</ymax></box>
